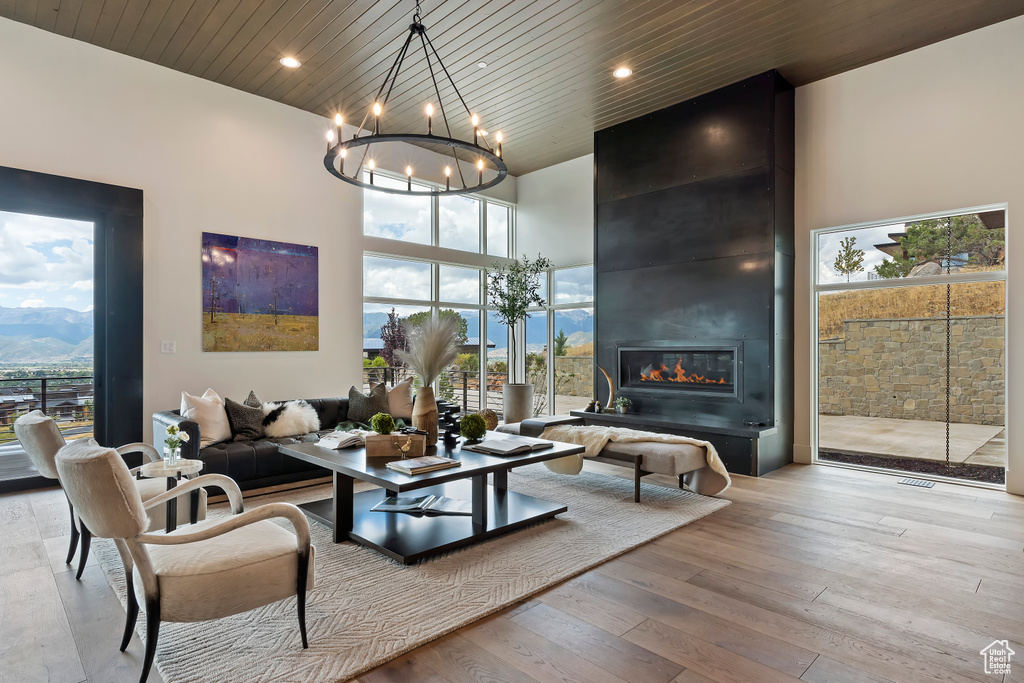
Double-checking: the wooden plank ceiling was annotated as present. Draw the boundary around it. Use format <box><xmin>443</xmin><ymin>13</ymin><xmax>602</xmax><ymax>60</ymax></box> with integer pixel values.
<box><xmin>5</xmin><ymin>0</ymin><xmax>1023</xmax><ymax>175</ymax></box>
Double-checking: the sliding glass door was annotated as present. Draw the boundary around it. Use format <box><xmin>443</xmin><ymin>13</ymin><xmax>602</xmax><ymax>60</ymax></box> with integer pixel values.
<box><xmin>814</xmin><ymin>208</ymin><xmax>1006</xmax><ymax>485</ymax></box>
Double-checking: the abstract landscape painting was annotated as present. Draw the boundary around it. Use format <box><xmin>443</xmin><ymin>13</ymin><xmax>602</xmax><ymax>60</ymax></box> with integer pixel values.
<box><xmin>202</xmin><ymin>232</ymin><xmax>318</xmax><ymax>352</ymax></box>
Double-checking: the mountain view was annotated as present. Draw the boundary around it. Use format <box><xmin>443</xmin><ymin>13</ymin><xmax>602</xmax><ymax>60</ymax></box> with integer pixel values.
<box><xmin>0</xmin><ymin>304</ymin><xmax>94</xmax><ymax>363</ymax></box>
<box><xmin>363</xmin><ymin>307</ymin><xmax>594</xmax><ymax>354</ymax></box>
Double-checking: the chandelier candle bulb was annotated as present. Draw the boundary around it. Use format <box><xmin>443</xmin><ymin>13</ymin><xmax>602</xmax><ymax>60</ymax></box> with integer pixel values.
<box><xmin>317</xmin><ymin>0</ymin><xmax>508</xmax><ymax>197</ymax></box>
<box><xmin>326</xmin><ymin>129</ymin><xmax>334</xmax><ymax>152</ymax></box>
<box><xmin>496</xmin><ymin>131</ymin><xmax>502</xmax><ymax>157</ymax></box>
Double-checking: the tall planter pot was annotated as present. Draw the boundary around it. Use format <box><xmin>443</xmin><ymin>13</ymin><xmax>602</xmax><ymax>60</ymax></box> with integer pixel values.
<box><xmin>412</xmin><ymin>385</ymin><xmax>439</xmax><ymax>446</ymax></box>
<box><xmin>502</xmin><ymin>383</ymin><xmax>534</xmax><ymax>425</ymax></box>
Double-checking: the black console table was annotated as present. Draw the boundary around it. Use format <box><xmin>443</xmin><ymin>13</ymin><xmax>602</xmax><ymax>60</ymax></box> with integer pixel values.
<box><xmin>568</xmin><ymin>410</ymin><xmax>788</xmax><ymax>477</ymax></box>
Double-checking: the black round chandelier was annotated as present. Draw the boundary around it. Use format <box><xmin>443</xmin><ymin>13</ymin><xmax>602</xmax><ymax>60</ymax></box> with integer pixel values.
<box><xmin>322</xmin><ymin>0</ymin><xmax>508</xmax><ymax>197</ymax></box>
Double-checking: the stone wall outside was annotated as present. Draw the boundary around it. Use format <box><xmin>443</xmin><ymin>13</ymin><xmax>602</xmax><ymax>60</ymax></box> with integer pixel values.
<box><xmin>553</xmin><ymin>356</ymin><xmax>594</xmax><ymax>397</ymax></box>
<box><xmin>819</xmin><ymin>316</ymin><xmax>1004</xmax><ymax>425</ymax></box>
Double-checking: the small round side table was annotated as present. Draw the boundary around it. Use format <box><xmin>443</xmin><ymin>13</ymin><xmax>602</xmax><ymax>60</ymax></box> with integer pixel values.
<box><xmin>139</xmin><ymin>459</ymin><xmax>204</xmax><ymax>533</ymax></box>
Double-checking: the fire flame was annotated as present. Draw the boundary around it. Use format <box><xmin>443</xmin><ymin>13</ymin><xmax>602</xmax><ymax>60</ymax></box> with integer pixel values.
<box><xmin>640</xmin><ymin>357</ymin><xmax>727</xmax><ymax>385</ymax></box>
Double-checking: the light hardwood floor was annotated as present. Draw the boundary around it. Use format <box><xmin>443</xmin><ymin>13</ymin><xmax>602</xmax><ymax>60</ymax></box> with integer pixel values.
<box><xmin>3</xmin><ymin>462</ymin><xmax>1022</xmax><ymax>683</ymax></box>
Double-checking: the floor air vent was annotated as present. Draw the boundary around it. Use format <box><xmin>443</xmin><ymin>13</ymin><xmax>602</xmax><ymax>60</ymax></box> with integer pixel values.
<box><xmin>898</xmin><ymin>478</ymin><xmax>935</xmax><ymax>488</ymax></box>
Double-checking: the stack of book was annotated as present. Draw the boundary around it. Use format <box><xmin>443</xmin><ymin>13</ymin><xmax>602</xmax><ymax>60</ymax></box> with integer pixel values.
<box><xmin>385</xmin><ymin>455</ymin><xmax>461</xmax><ymax>475</ymax></box>
<box><xmin>370</xmin><ymin>495</ymin><xmax>472</xmax><ymax>515</ymax></box>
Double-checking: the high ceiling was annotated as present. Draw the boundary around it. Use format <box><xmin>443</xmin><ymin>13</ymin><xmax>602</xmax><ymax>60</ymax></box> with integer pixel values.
<box><xmin>5</xmin><ymin>0</ymin><xmax>1023</xmax><ymax>175</ymax></box>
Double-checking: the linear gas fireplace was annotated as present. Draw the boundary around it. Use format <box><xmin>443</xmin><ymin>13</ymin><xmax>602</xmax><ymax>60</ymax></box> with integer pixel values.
<box><xmin>619</xmin><ymin>346</ymin><xmax>738</xmax><ymax>396</ymax></box>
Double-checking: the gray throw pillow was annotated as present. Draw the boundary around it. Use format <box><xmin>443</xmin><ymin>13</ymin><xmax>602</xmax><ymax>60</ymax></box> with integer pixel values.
<box><xmin>244</xmin><ymin>390</ymin><xmax>262</xmax><ymax>409</ymax></box>
<box><xmin>348</xmin><ymin>384</ymin><xmax>389</xmax><ymax>424</ymax></box>
<box><xmin>225</xmin><ymin>397</ymin><xmax>265</xmax><ymax>442</ymax></box>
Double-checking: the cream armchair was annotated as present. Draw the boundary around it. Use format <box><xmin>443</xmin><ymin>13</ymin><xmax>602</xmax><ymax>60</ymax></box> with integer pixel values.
<box><xmin>55</xmin><ymin>437</ymin><xmax>314</xmax><ymax>683</ymax></box>
<box><xmin>14</xmin><ymin>410</ymin><xmax>208</xmax><ymax>579</ymax></box>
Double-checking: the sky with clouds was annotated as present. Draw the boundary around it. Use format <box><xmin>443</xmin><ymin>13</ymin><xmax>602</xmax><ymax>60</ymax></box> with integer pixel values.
<box><xmin>816</xmin><ymin>223</ymin><xmax>906</xmax><ymax>285</ymax></box>
<box><xmin>0</xmin><ymin>210</ymin><xmax>94</xmax><ymax>312</ymax></box>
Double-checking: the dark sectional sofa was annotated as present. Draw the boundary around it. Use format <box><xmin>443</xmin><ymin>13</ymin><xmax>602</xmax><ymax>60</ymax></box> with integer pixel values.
<box><xmin>153</xmin><ymin>397</ymin><xmax>349</xmax><ymax>491</ymax></box>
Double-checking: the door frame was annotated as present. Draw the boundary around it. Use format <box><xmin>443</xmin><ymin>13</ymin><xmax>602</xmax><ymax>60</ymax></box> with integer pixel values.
<box><xmin>0</xmin><ymin>165</ymin><xmax>143</xmax><ymax>493</ymax></box>
<box><xmin>809</xmin><ymin>203</ymin><xmax>1008</xmax><ymax>489</ymax></box>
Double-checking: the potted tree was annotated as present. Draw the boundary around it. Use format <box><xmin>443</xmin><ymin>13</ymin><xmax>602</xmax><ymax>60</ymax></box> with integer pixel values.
<box><xmin>486</xmin><ymin>254</ymin><xmax>552</xmax><ymax>424</ymax></box>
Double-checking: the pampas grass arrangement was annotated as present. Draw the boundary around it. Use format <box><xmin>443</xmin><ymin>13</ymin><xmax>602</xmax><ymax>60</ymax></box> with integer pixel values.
<box><xmin>396</xmin><ymin>315</ymin><xmax>459</xmax><ymax>387</ymax></box>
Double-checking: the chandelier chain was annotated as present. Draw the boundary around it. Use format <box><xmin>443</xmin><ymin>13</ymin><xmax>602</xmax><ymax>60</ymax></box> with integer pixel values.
<box><xmin>323</xmin><ymin>0</ymin><xmax>507</xmax><ymax>196</ymax></box>
<box><xmin>418</xmin><ymin>29</ymin><xmax>467</xmax><ymax>188</ymax></box>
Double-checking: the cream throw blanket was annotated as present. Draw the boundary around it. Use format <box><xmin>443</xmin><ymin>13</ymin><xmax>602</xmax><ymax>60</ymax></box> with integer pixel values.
<box><xmin>539</xmin><ymin>425</ymin><xmax>731</xmax><ymax>495</ymax></box>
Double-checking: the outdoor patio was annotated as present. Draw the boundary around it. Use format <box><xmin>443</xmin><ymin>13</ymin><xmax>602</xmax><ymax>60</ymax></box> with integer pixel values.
<box><xmin>818</xmin><ymin>414</ymin><xmax>1006</xmax><ymax>468</ymax></box>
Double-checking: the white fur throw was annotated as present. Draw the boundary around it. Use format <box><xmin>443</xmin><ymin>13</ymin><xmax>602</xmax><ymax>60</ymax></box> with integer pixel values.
<box><xmin>262</xmin><ymin>400</ymin><xmax>320</xmax><ymax>438</ymax></box>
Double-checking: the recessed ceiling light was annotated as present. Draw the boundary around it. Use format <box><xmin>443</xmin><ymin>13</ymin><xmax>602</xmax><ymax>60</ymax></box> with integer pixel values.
<box><xmin>612</xmin><ymin>67</ymin><xmax>633</xmax><ymax>78</ymax></box>
<box><xmin>477</xmin><ymin>61</ymin><xmax>487</xmax><ymax>69</ymax></box>
<box><xmin>280</xmin><ymin>56</ymin><xmax>301</xmax><ymax>68</ymax></box>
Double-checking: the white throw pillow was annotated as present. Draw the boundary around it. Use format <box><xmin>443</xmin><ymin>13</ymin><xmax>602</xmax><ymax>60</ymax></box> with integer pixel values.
<box><xmin>180</xmin><ymin>389</ymin><xmax>232</xmax><ymax>447</ymax></box>
<box><xmin>387</xmin><ymin>377</ymin><xmax>415</xmax><ymax>420</ymax></box>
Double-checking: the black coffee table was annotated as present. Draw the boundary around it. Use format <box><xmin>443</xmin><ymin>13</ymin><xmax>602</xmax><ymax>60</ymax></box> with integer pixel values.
<box><xmin>279</xmin><ymin>434</ymin><xmax>584</xmax><ymax>564</ymax></box>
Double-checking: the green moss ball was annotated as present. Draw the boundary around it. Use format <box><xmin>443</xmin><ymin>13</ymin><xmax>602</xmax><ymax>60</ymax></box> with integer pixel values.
<box><xmin>370</xmin><ymin>412</ymin><xmax>395</xmax><ymax>435</ymax></box>
<box><xmin>460</xmin><ymin>413</ymin><xmax>488</xmax><ymax>440</ymax></box>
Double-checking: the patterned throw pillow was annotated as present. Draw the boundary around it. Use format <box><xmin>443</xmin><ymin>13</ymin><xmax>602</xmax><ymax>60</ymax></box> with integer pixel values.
<box><xmin>243</xmin><ymin>390</ymin><xmax>262</xmax><ymax>409</ymax></box>
<box><xmin>348</xmin><ymin>384</ymin><xmax>389</xmax><ymax>424</ymax></box>
<box><xmin>225</xmin><ymin>397</ymin><xmax>265</xmax><ymax>442</ymax></box>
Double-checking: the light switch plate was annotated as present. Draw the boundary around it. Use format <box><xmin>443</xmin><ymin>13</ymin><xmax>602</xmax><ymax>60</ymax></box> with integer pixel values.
<box><xmin>160</xmin><ymin>340</ymin><xmax>176</xmax><ymax>354</ymax></box>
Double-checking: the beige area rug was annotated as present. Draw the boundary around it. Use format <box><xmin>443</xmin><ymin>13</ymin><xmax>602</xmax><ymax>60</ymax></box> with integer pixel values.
<box><xmin>93</xmin><ymin>463</ymin><xmax>730</xmax><ymax>683</ymax></box>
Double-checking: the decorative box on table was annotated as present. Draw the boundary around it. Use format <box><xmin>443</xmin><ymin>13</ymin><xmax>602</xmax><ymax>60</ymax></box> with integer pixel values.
<box><xmin>364</xmin><ymin>433</ymin><xmax>427</xmax><ymax>458</ymax></box>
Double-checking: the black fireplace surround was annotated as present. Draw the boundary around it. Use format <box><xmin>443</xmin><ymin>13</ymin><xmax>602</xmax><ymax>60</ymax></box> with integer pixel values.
<box><xmin>590</xmin><ymin>70</ymin><xmax>794</xmax><ymax>476</ymax></box>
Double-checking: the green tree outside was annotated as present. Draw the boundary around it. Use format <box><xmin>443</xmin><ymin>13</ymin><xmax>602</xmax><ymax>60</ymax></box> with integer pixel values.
<box><xmin>553</xmin><ymin>329</ymin><xmax>568</xmax><ymax>356</ymax></box>
<box><xmin>833</xmin><ymin>236</ymin><xmax>865</xmax><ymax>282</ymax></box>
<box><xmin>873</xmin><ymin>215</ymin><xmax>1004</xmax><ymax>279</ymax></box>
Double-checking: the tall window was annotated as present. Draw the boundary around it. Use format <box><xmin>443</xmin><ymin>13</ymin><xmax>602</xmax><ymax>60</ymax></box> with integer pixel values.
<box><xmin>362</xmin><ymin>170</ymin><xmax>514</xmax><ymax>413</ymax></box>
<box><xmin>813</xmin><ymin>208</ymin><xmax>1006</xmax><ymax>485</ymax></box>
<box><xmin>528</xmin><ymin>265</ymin><xmax>595</xmax><ymax>417</ymax></box>
<box><xmin>362</xmin><ymin>170</ymin><xmax>512</xmax><ymax>255</ymax></box>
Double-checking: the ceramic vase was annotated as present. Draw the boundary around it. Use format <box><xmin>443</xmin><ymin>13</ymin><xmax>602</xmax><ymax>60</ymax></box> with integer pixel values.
<box><xmin>502</xmin><ymin>383</ymin><xmax>534</xmax><ymax>425</ymax></box>
<box><xmin>412</xmin><ymin>385</ymin><xmax>439</xmax><ymax>446</ymax></box>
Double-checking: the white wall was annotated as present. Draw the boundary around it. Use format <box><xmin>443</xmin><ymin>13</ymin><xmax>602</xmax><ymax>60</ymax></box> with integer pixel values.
<box><xmin>0</xmin><ymin>18</ymin><xmax>365</xmax><ymax>440</ymax></box>
<box><xmin>795</xmin><ymin>16</ymin><xmax>1024</xmax><ymax>493</ymax></box>
<box><xmin>517</xmin><ymin>154</ymin><xmax>594</xmax><ymax>266</ymax></box>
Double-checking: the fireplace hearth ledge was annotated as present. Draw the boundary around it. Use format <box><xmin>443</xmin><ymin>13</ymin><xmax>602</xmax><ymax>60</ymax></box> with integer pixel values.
<box><xmin>569</xmin><ymin>410</ymin><xmax>776</xmax><ymax>438</ymax></box>
<box><xmin>568</xmin><ymin>410</ymin><xmax>785</xmax><ymax>477</ymax></box>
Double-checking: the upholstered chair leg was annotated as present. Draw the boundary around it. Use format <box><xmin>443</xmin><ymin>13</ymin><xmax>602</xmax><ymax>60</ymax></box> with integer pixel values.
<box><xmin>139</xmin><ymin>597</ymin><xmax>160</xmax><ymax>683</ymax></box>
<box><xmin>65</xmin><ymin>497</ymin><xmax>79</xmax><ymax>565</ymax></box>
<box><xmin>296</xmin><ymin>550</ymin><xmax>310</xmax><ymax>649</ymax></box>
<box><xmin>120</xmin><ymin>574</ymin><xmax>139</xmax><ymax>652</ymax></box>
<box><xmin>76</xmin><ymin>524</ymin><xmax>92</xmax><ymax>580</ymax></box>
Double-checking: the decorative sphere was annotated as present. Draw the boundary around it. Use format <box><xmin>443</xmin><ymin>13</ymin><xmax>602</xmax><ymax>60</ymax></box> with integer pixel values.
<box><xmin>369</xmin><ymin>412</ymin><xmax>395</xmax><ymax>435</ymax></box>
<box><xmin>475</xmin><ymin>409</ymin><xmax>499</xmax><ymax>431</ymax></box>
<box><xmin>460</xmin><ymin>413</ymin><xmax>488</xmax><ymax>440</ymax></box>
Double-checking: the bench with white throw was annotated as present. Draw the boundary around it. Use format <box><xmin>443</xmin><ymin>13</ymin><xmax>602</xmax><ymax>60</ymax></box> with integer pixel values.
<box><xmin>499</xmin><ymin>416</ymin><xmax>731</xmax><ymax>500</ymax></box>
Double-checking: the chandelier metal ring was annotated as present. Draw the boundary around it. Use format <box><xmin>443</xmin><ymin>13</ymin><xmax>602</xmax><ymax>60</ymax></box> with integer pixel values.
<box><xmin>320</xmin><ymin>0</ymin><xmax>509</xmax><ymax>197</ymax></box>
<box><xmin>323</xmin><ymin>134</ymin><xmax>508</xmax><ymax>197</ymax></box>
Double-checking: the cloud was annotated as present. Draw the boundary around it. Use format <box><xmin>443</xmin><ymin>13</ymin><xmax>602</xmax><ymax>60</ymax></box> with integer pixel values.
<box><xmin>0</xmin><ymin>230</ymin><xmax>48</xmax><ymax>285</ymax></box>
<box><xmin>84</xmin><ymin>304</ymin><xmax>94</xmax><ymax>312</ymax></box>
<box><xmin>20</xmin><ymin>298</ymin><xmax>47</xmax><ymax>308</ymax></box>
<box><xmin>71</xmin><ymin>280</ymin><xmax>94</xmax><ymax>291</ymax></box>
<box><xmin>0</xmin><ymin>210</ymin><xmax>92</xmax><ymax>245</ymax></box>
